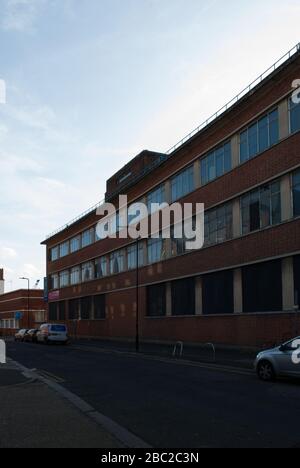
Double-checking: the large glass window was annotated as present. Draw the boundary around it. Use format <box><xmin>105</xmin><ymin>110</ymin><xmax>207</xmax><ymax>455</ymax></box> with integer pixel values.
<box><xmin>51</xmin><ymin>274</ymin><xmax>59</xmax><ymax>289</ymax></box>
<box><xmin>202</xmin><ymin>270</ymin><xmax>234</xmax><ymax>315</ymax></box>
<box><xmin>81</xmin><ymin>262</ymin><xmax>94</xmax><ymax>282</ymax></box>
<box><xmin>51</xmin><ymin>246</ymin><xmax>59</xmax><ymax>261</ymax></box>
<box><xmin>290</xmin><ymin>96</ymin><xmax>300</xmax><ymax>134</ymax></box>
<box><xmin>70</xmin><ymin>236</ymin><xmax>81</xmax><ymax>253</ymax></box>
<box><xmin>59</xmin><ymin>270</ymin><xmax>69</xmax><ymax>288</ymax></box>
<box><xmin>171</xmin><ymin>166</ymin><xmax>194</xmax><ymax>202</ymax></box>
<box><xmin>240</xmin><ymin>109</ymin><xmax>279</xmax><ymax>163</ymax></box>
<box><xmin>95</xmin><ymin>257</ymin><xmax>108</xmax><ymax>279</ymax></box>
<box><xmin>69</xmin><ymin>298</ymin><xmax>80</xmax><ymax>320</ymax></box>
<box><xmin>147</xmin><ymin>238</ymin><xmax>167</xmax><ymax>264</ymax></box>
<box><xmin>127</xmin><ymin>243</ymin><xmax>144</xmax><ymax>270</ymax></box>
<box><xmin>241</xmin><ymin>180</ymin><xmax>281</xmax><ymax>234</ymax></box>
<box><xmin>242</xmin><ymin>260</ymin><xmax>282</xmax><ymax>313</ymax></box>
<box><xmin>82</xmin><ymin>228</ymin><xmax>94</xmax><ymax>248</ymax></box>
<box><xmin>110</xmin><ymin>250</ymin><xmax>125</xmax><ymax>275</ymax></box>
<box><xmin>201</xmin><ymin>142</ymin><xmax>231</xmax><ymax>185</ymax></box>
<box><xmin>147</xmin><ymin>185</ymin><xmax>166</xmax><ymax>214</ymax></box>
<box><xmin>147</xmin><ymin>283</ymin><xmax>166</xmax><ymax>317</ymax></box>
<box><xmin>204</xmin><ymin>203</ymin><xmax>233</xmax><ymax>246</ymax></box>
<box><xmin>70</xmin><ymin>266</ymin><xmax>80</xmax><ymax>285</ymax></box>
<box><xmin>171</xmin><ymin>278</ymin><xmax>195</xmax><ymax>316</ymax></box>
<box><xmin>59</xmin><ymin>241</ymin><xmax>69</xmax><ymax>258</ymax></box>
<box><xmin>94</xmin><ymin>295</ymin><xmax>106</xmax><ymax>319</ymax></box>
<box><xmin>292</xmin><ymin>170</ymin><xmax>300</xmax><ymax>217</ymax></box>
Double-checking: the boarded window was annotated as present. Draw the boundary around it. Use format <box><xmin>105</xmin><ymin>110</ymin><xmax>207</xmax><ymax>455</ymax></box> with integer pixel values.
<box><xmin>49</xmin><ymin>302</ymin><xmax>58</xmax><ymax>321</ymax></box>
<box><xmin>147</xmin><ymin>284</ymin><xmax>166</xmax><ymax>317</ymax></box>
<box><xmin>171</xmin><ymin>278</ymin><xmax>195</xmax><ymax>316</ymax></box>
<box><xmin>202</xmin><ymin>270</ymin><xmax>234</xmax><ymax>315</ymax></box>
<box><xmin>81</xmin><ymin>297</ymin><xmax>92</xmax><ymax>320</ymax></box>
<box><xmin>69</xmin><ymin>298</ymin><xmax>80</xmax><ymax>320</ymax></box>
<box><xmin>242</xmin><ymin>260</ymin><xmax>282</xmax><ymax>313</ymax></box>
<box><xmin>94</xmin><ymin>295</ymin><xmax>106</xmax><ymax>320</ymax></box>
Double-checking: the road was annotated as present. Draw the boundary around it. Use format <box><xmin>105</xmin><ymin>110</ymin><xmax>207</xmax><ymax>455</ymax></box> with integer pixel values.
<box><xmin>6</xmin><ymin>341</ymin><xmax>300</xmax><ymax>448</ymax></box>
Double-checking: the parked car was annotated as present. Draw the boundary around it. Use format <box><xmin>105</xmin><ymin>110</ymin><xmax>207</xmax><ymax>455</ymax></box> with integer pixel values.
<box><xmin>36</xmin><ymin>324</ymin><xmax>69</xmax><ymax>345</ymax></box>
<box><xmin>23</xmin><ymin>329</ymin><xmax>39</xmax><ymax>343</ymax></box>
<box><xmin>14</xmin><ymin>329</ymin><xmax>28</xmax><ymax>342</ymax></box>
<box><xmin>255</xmin><ymin>337</ymin><xmax>300</xmax><ymax>381</ymax></box>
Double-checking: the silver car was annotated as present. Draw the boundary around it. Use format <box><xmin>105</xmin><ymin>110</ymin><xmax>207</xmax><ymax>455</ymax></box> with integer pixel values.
<box><xmin>255</xmin><ymin>337</ymin><xmax>300</xmax><ymax>381</ymax></box>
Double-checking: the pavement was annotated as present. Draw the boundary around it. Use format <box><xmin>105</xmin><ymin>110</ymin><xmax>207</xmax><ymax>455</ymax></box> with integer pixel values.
<box><xmin>4</xmin><ymin>339</ymin><xmax>300</xmax><ymax>448</ymax></box>
<box><xmin>0</xmin><ymin>358</ymin><xmax>122</xmax><ymax>448</ymax></box>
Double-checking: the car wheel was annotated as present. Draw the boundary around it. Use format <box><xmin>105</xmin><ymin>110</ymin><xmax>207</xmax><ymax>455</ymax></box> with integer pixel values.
<box><xmin>257</xmin><ymin>360</ymin><xmax>275</xmax><ymax>382</ymax></box>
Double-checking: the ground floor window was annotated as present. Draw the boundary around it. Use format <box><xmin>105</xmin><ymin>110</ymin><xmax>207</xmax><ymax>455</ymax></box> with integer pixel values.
<box><xmin>147</xmin><ymin>283</ymin><xmax>166</xmax><ymax>317</ymax></box>
<box><xmin>242</xmin><ymin>260</ymin><xmax>282</xmax><ymax>313</ymax></box>
<box><xmin>94</xmin><ymin>295</ymin><xmax>106</xmax><ymax>319</ymax></box>
<box><xmin>81</xmin><ymin>296</ymin><xmax>92</xmax><ymax>320</ymax></box>
<box><xmin>59</xmin><ymin>301</ymin><xmax>66</xmax><ymax>321</ymax></box>
<box><xmin>202</xmin><ymin>270</ymin><xmax>234</xmax><ymax>315</ymax></box>
<box><xmin>69</xmin><ymin>298</ymin><xmax>80</xmax><ymax>320</ymax></box>
<box><xmin>294</xmin><ymin>255</ymin><xmax>300</xmax><ymax>307</ymax></box>
<box><xmin>171</xmin><ymin>277</ymin><xmax>195</xmax><ymax>316</ymax></box>
<box><xmin>49</xmin><ymin>302</ymin><xmax>58</xmax><ymax>321</ymax></box>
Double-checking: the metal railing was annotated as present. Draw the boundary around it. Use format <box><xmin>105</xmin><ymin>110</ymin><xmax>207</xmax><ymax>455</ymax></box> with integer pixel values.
<box><xmin>45</xmin><ymin>42</ymin><xmax>300</xmax><ymax>241</ymax></box>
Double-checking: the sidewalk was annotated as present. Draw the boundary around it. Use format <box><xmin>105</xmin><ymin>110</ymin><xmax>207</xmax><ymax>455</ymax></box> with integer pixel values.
<box><xmin>72</xmin><ymin>338</ymin><xmax>259</xmax><ymax>370</ymax></box>
<box><xmin>0</xmin><ymin>360</ymin><xmax>122</xmax><ymax>448</ymax></box>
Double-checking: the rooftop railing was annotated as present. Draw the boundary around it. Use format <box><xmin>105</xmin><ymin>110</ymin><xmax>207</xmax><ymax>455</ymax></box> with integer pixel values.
<box><xmin>45</xmin><ymin>42</ymin><xmax>300</xmax><ymax>241</ymax></box>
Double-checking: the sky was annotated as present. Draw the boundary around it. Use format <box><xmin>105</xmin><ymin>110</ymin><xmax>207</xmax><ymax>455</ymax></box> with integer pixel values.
<box><xmin>0</xmin><ymin>0</ymin><xmax>299</xmax><ymax>292</ymax></box>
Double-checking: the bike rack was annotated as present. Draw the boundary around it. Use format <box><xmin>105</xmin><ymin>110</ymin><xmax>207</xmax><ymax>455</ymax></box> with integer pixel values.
<box><xmin>172</xmin><ymin>341</ymin><xmax>184</xmax><ymax>359</ymax></box>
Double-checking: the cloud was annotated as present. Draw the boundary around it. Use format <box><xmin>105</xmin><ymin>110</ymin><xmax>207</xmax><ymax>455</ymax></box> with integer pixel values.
<box><xmin>0</xmin><ymin>247</ymin><xmax>17</xmax><ymax>259</ymax></box>
<box><xmin>1</xmin><ymin>0</ymin><xmax>46</xmax><ymax>32</ymax></box>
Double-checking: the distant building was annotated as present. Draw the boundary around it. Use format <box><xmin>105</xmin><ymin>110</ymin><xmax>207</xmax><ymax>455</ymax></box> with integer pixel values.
<box><xmin>42</xmin><ymin>45</ymin><xmax>300</xmax><ymax>348</ymax></box>
<box><xmin>0</xmin><ymin>270</ymin><xmax>46</xmax><ymax>335</ymax></box>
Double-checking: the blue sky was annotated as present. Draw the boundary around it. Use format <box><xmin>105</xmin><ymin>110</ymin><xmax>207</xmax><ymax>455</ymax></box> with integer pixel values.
<box><xmin>0</xmin><ymin>0</ymin><xmax>299</xmax><ymax>291</ymax></box>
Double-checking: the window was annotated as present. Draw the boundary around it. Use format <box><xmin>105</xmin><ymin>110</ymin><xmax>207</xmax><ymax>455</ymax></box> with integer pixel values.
<box><xmin>70</xmin><ymin>236</ymin><xmax>81</xmax><ymax>253</ymax></box>
<box><xmin>81</xmin><ymin>296</ymin><xmax>92</xmax><ymax>320</ymax></box>
<box><xmin>240</xmin><ymin>109</ymin><xmax>279</xmax><ymax>163</ymax></box>
<box><xmin>51</xmin><ymin>246</ymin><xmax>59</xmax><ymax>261</ymax></box>
<box><xmin>82</xmin><ymin>228</ymin><xmax>94</xmax><ymax>248</ymax></box>
<box><xmin>241</xmin><ymin>181</ymin><xmax>281</xmax><ymax>234</ymax></box>
<box><xmin>81</xmin><ymin>262</ymin><xmax>94</xmax><ymax>282</ymax></box>
<box><xmin>94</xmin><ymin>295</ymin><xmax>106</xmax><ymax>319</ymax></box>
<box><xmin>171</xmin><ymin>166</ymin><xmax>194</xmax><ymax>202</ymax></box>
<box><xmin>59</xmin><ymin>270</ymin><xmax>69</xmax><ymax>288</ymax></box>
<box><xmin>70</xmin><ymin>266</ymin><xmax>80</xmax><ymax>285</ymax></box>
<box><xmin>289</xmin><ymin>96</ymin><xmax>300</xmax><ymax>134</ymax></box>
<box><xmin>204</xmin><ymin>203</ymin><xmax>233</xmax><ymax>246</ymax></box>
<box><xmin>127</xmin><ymin>243</ymin><xmax>144</xmax><ymax>270</ymax></box>
<box><xmin>58</xmin><ymin>301</ymin><xmax>66</xmax><ymax>321</ymax></box>
<box><xmin>49</xmin><ymin>302</ymin><xmax>58</xmax><ymax>321</ymax></box>
<box><xmin>201</xmin><ymin>142</ymin><xmax>231</xmax><ymax>185</ymax></box>
<box><xmin>69</xmin><ymin>298</ymin><xmax>80</xmax><ymax>320</ymax></box>
<box><xmin>292</xmin><ymin>170</ymin><xmax>300</xmax><ymax>217</ymax></box>
<box><xmin>147</xmin><ymin>238</ymin><xmax>167</xmax><ymax>264</ymax></box>
<box><xmin>51</xmin><ymin>274</ymin><xmax>59</xmax><ymax>290</ymax></box>
<box><xmin>147</xmin><ymin>283</ymin><xmax>166</xmax><ymax>317</ymax></box>
<box><xmin>171</xmin><ymin>217</ymin><xmax>197</xmax><ymax>256</ymax></box>
<box><xmin>202</xmin><ymin>271</ymin><xmax>234</xmax><ymax>315</ymax></box>
<box><xmin>59</xmin><ymin>241</ymin><xmax>69</xmax><ymax>258</ymax></box>
<box><xmin>147</xmin><ymin>185</ymin><xmax>166</xmax><ymax>213</ymax></box>
<box><xmin>294</xmin><ymin>256</ymin><xmax>300</xmax><ymax>307</ymax></box>
<box><xmin>95</xmin><ymin>257</ymin><xmax>108</xmax><ymax>279</ymax></box>
<box><xmin>171</xmin><ymin>278</ymin><xmax>195</xmax><ymax>316</ymax></box>
<box><xmin>242</xmin><ymin>260</ymin><xmax>282</xmax><ymax>313</ymax></box>
<box><xmin>110</xmin><ymin>250</ymin><xmax>125</xmax><ymax>275</ymax></box>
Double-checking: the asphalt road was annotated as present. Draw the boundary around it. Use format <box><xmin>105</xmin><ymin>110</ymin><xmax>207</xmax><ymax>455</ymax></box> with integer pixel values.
<box><xmin>6</xmin><ymin>341</ymin><xmax>300</xmax><ymax>448</ymax></box>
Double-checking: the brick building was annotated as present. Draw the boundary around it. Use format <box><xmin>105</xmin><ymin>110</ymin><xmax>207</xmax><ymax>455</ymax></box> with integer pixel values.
<box><xmin>42</xmin><ymin>44</ymin><xmax>300</xmax><ymax>348</ymax></box>
<box><xmin>0</xmin><ymin>269</ymin><xmax>46</xmax><ymax>335</ymax></box>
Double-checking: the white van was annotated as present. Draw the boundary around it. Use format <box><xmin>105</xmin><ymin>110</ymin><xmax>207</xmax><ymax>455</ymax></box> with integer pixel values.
<box><xmin>37</xmin><ymin>323</ymin><xmax>69</xmax><ymax>345</ymax></box>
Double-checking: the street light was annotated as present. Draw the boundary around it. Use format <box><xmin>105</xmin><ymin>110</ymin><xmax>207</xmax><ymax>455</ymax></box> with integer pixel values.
<box><xmin>20</xmin><ymin>277</ymin><xmax>30</xmax><ymax>329</ymax></box>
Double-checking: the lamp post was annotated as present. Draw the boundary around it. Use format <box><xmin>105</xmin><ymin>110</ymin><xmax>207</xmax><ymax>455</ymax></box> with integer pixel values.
<box><xmin>20</xmin><ymin>277</ymin><xmax>30</xmax><ymax>329</ymax></box>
